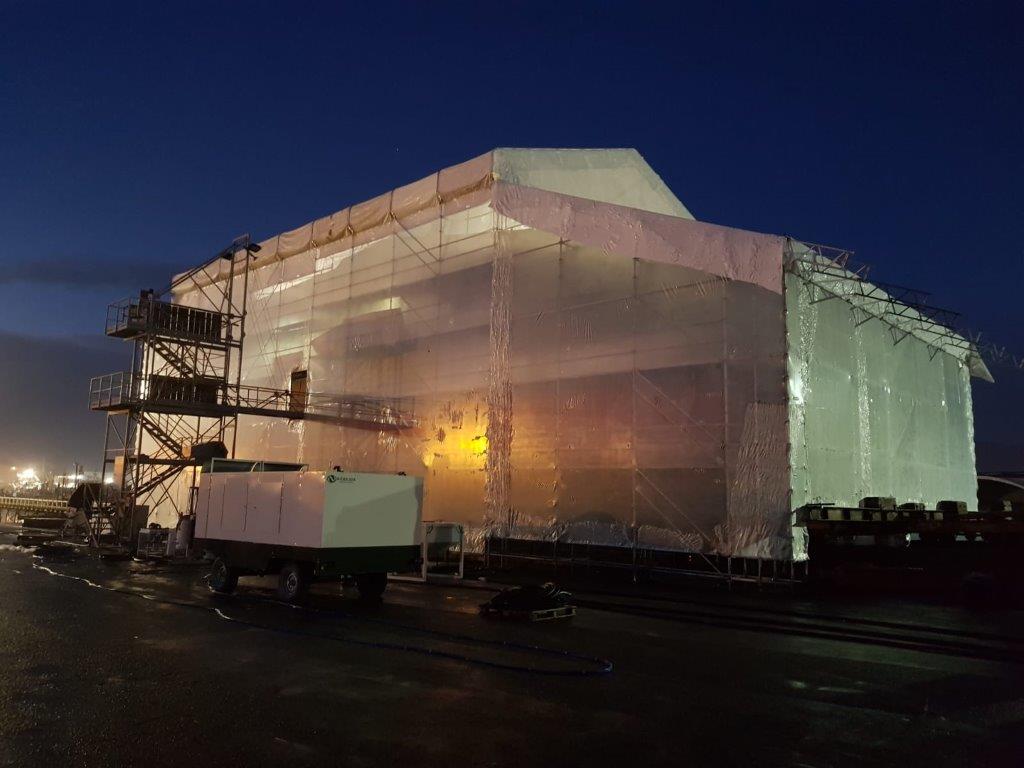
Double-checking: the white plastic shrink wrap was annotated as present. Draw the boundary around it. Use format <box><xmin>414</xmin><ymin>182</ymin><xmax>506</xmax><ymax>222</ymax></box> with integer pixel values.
<box><xmin>166</xmin><ymin>149</ymin><xmax>981</xmax><ymax>562</ymax></box>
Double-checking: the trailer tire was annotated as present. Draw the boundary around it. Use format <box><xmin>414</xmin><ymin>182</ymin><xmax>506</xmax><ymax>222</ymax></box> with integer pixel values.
<box><xmin>356</xmin><ymin>572</ymin><xmax>387</xmax><ymax>601</ymax></box>
<box><xmin>277</xmin><ymin>562</ymin><xmax>308</xmax><ymax>603</ymax></box>
<box><xmin>209</xmin><ymin>558</ymin><xmax>238</xmax><ymax>594</ymax></box>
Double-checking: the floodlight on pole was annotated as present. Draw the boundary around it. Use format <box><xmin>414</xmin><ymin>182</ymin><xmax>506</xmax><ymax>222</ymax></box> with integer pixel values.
<box><xmin>216</xmin><ymin>234</ymin><xmax>261</xmax><ymax>261</ymax></box>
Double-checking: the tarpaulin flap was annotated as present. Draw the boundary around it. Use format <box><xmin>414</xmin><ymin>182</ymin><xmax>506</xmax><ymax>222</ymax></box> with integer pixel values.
<box><xmin>278</xmin><ymin>222</ymin><xmax>315</xmax><ymax>259</ymax></box>
<box><xmin>492</xmin><ymin>181</ymin><xmax>785</xmax><ymax>294</ymax></box>
<box><xmin>254</xmin><ymin>237</ymin><xmax>279</xmax><ymax>264</ymax></box>
<box><xmin>438</xmin><ymin>151</ymin><xmax>492</xmax><ymax>200</ymax></box>
<box><xmin>392</xmin><ymin>174</ymin><xmax>439</xmax><ymax>230</ymax></box>
<box><xmin>350</xmin><ymin>192</ymin><xmax>392</xmax><ymax>247</ymax></box>
<box><xmin>311</xmin><ymin>213</ymin><xmax>339</xmax><ymax>245</ymax></box>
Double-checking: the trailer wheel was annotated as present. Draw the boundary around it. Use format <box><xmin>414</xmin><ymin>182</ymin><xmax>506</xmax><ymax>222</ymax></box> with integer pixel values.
<box><xmin>277</xmin><ymin>562</ymin><xmax>308</xmax><ymax>603</ymax></box>
<box><xmin>209</xmin><ymin>558</ymin><xmax>238</xmax><ymax>594</ymax></box>
<box><xmin>356</xmin><ymin>572</ymin><xmax>387</xmax><ymax>601</ymax></box>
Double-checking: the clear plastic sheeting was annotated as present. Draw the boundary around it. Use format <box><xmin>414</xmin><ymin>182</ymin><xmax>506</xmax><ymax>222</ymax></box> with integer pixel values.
<box><xmin>491</xmin><ymin>148</ymin><xmax>693</xmax><ymax>219</ymax></box>
<box><xmin>175</xmin><ymin>148</ymin><xmax>692</xmax><ymax>290</ymax></box>
<box><xmin>785</xmin><ymin>271</ymin><xmax>979</xmax><ymax>522</ymax></box>
<box><xmin>169</xmin><ymin>148</ymin><xmax>980</xmax><ymax>563</ymax></box>
<box><xmin>491</xmin><ymin>183</ymin><xmax>785</xmax><ymax>294</ymax></box>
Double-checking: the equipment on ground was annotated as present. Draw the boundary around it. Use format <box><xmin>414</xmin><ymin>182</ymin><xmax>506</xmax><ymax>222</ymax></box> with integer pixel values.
<box><xmin>16</xmin><ymin>516</ymin><xmax>66</xmax><ymax>546</ymax></box>
<box><xmin>480</xmin><ymin>582</ymin><xmax>576</xmax><ymax>621</ymax></box>
<box><xmin>136</xmin><ymin>526</ymin><xmax>170</xmax><ymax>558</ymax></box>
<box><xmin>193</xmin><ymin>466</ymin><xmax>422</xmax><ymax>602</ymax></box>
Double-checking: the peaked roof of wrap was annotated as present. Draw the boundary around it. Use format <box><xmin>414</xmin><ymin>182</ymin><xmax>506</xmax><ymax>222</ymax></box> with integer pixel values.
<box><xmin>244</xmin><ymin>148</ymin><xmax>693</xmax><ymax>267</ymax></box>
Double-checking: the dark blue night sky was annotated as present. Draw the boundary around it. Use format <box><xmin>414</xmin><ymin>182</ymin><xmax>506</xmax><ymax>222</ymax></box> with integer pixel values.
<box><xmin>0</xmin><ymin>1</ymin><xmax>1021</xmax><ymax>471</ymax></box>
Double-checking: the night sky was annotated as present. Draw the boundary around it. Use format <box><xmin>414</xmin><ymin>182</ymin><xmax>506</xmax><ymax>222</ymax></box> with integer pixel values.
<box><xmin>1</xmin><ymin>1</ymin><xmax>1021</xmax><ymax>475</ymax></box>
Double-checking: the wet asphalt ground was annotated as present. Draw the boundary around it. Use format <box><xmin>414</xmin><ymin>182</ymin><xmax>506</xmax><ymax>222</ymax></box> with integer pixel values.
<box><xmin>1</xmin><ymin>525</ymin><xmax>1023</xmax><ymax>767</ymax></box>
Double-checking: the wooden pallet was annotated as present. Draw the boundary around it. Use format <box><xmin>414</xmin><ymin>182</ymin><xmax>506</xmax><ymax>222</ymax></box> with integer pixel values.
<box><xmin>481</xmin><ymin>604</ymin><xmax>576</xmax><ymax>622</ymax></box>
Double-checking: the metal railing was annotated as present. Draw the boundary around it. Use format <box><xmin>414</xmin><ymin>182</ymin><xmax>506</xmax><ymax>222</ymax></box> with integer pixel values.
<box><xmin>0</xmin><ymin>496</ymin><xmax>69</xmax><ymax>515</ymax></box>
<box><xmin>232</xmin><ymin>383</ymin><xmax>293</xmax><ymax>413</ymax></box>
<box><xmin>106</xmin><ymin>296</ymin><xmax>226</xmax><ymax>342</ymax></box>
<box><xmin>229</xmin><ymin>385</ymin><xmax>418</xmax><ymax>427</ymax></box>
<box><xmin>89</xmin><ymin>371</ymin><xmax>136</xmax><ymax>409</ymax></box>
<box><xmin>90</xmin><ymin>372</ymin><xmax>224</xmax><ymax>411</ymax></box>
<box><xmin>482</xmin><ymin>536</ymin><xmax>808</xmax><ymax>585</ymax></box>
<box><xmin>88</xmin><ymin>371</ymin><xmax>418</xmax><ymax>428</ymax></box>
<box><xmin>304</xmin><ymin>391</ymin><xmax>419</xmax><ymax>429</ymax></box>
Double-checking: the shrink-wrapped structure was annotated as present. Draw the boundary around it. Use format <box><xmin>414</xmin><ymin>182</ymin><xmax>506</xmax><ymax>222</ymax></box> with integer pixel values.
<box><xmin>172</xmin><ymin>149</ymin><xmax>983</xmax><ymax>562</ymax></box>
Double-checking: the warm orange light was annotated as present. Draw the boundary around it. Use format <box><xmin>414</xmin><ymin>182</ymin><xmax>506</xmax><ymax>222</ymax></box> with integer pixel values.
<box><xmin>464</xmin><ymin>435</ymin><xmax>488</xmax><ymax>456</ymax></box>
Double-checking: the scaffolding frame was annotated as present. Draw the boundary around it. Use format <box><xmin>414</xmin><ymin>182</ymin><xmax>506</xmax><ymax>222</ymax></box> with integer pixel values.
<box><xmin>88</xmin><ymin>235</ymin><xmax>421</xmax><ymax>546</ymax></box>
<box><xmin>781</xmin><ymin>240</ymin><xmax>1024</xmax><ymax>381</ymax></box>
<box><xmin>784</xmin><ymin>240</ymin><xmax>976</xmax><ymax>361</ymax></box>
<box><xmin>88</xmin><ymin>236</ymin><xmax>258</xmax><ymax>542</ymax></box>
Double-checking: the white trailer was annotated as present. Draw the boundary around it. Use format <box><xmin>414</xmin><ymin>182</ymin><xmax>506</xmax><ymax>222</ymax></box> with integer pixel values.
<box><xmin>193</xmin><ymin>468</ymin><xmax>422</xmax><ymax>601</ymax></box>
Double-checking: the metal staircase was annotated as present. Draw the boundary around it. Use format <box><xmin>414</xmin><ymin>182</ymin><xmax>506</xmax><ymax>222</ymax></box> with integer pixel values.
<box><xmin>87</xmin><ymin>235</ymin><xmax>418</xmax><ymax>548</ymax></box>
<box><xmin>88</xmin><ymin>235</ymin><xmax>262</xmax><ymax>544</ymax></box>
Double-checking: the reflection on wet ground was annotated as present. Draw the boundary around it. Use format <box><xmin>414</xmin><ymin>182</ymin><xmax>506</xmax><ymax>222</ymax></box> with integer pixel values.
<box><xmin>1</xmin><ymin>527</ymin><xmax>1023</xmax><ymax>767</ymax></box>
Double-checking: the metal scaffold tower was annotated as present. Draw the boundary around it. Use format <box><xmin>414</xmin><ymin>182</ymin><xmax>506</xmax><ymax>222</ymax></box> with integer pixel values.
<box><xmin>87</xmin><ymin>235</ymin><xmax>417</xmax><ymax>547</ymax></box>
<box><xmin>88</xmin><ymin>236</ymin><xmax>260</xmax><ymax>543</ymax></box>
